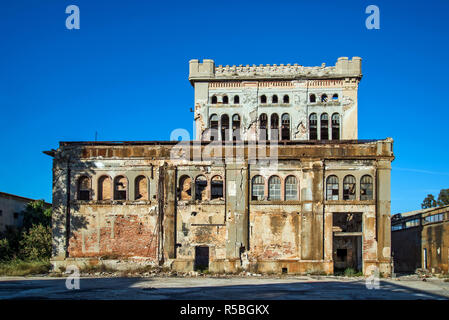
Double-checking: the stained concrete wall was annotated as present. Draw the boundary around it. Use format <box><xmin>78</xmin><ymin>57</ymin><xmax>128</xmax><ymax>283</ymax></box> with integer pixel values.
<box><xmin>49</xmin><ymin>139</ymin><xmax>393</xmax><ymax>275</ymax></box>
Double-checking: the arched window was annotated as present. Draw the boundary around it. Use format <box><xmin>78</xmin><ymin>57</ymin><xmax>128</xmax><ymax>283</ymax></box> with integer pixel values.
<box><xmin>268</xmin><ymin>176</ymin><xmax>281</xmax><ymax>200</ymax></box>
<box><xmin>326</xmin><ymin>175</ymin><xmax>339</xmax><ymax>200</ymax></box>
<box><xmin>283</xmin><ymin>95</ymin><xmax>289</xmax><ymax>104</ymax></box>
<box><xmin>232</xmin><ymin>114</ymin><xmax>241</xmax><ymax>141</ymax></box>
<box><xmin>251</xmin><ymin>175</ymin><xmax>265</xmax><ymax>200</ymax></box>
<box><xmin>260</xmin><ymin>95</ymin><xmax>267</xmax><ymax>104</ymax></box>
<box><xmin>272</xmin><ymin>95</ymin><xmax>278</xmax><ymax>104</ymax></box>
<box><xmin>332</xmin><ymin>93</ymin><xmax>339</xmax><ymax>101</ymax></box>
<box><xmin>281</xmin><ymin>113</ymin><xmax>290</xmax><ymax>140</ymax></box>
<box><xmin>331</xmin><ymin>113</ymin><xmax>340</xmax><ymax>140</ymax></box>
<box><xmin>179</xmin><ymin>175</ymin><xmax>192</xmax><ymax>200</ymax></box>
<box><xmin>259</xmin><ymin>113</ymin><xmax>268</xmax><ymax>140</ymax></box>
<box><xmin>360</xmin><ymin>175</ymin><xmax>373</xmax><ymax>200</ymax></box>
<box><xmin>285</xmin><ymin>176</ymin><xmax>298</xmax><ymax>200</ymax></box>
<box><xmin>309</xmin><ymin>113</ymin><xmax>317</xmax><ymax>140</ymax></box>
<box><xmin>135</xmin><ymin>175</ymin><xmax>148</xmax><ymax>200</ymax></box>
<box><xmin>343</xmin><ymin>175</ymin><xmax>356</xmax><ymax>200</ymax></box>
<box><xmin>195</xmin><ymin>175</ymin><xmax>207</xmax><ymax>201</ymax></box>
<box><xmin>310</xmin><ymin>94</ymin><xmax>316</xmax><ymax>103</ymax></box>
<box><xmin>321</xmin><ymin>94</ymin><xmax>328</xmax><ymax>102</ymax></box>
<box><xmin>221</xmin><ymin>114</ymin><xmax>229</xmax><ymax>141</ymax></box>
<box><xmin>223</xmin><ymin>95</ymin><xmax>229</xmax><ymax>104</ymax></box>
<box><xmin>211</xmin><ymin>175</ymin><xmax>224</xmax><ymax>200</ymax></box>
<box><xmin>77</xmin><ymin>176</ymin><xmax>91</xmax><ymax>200</ymax></box>
<box><xmin>98</xmin><ymin>175</ymin><xmax>112</xmax><ymax>200</ymax></box>
<box><xmin>210</xmin><ymin>114</ymin><xmax>219</xmax><ymax>141</ymax></box>
<box><xmin>114</xmin><ymin>175</ymin><xmax>127</xmax><ymax>200</ymax></box>
<box><xmin>270</xmin><ymin>113</ymin><xmax>279</xmax><ymax>140</ymax></box>
<box><xmin>321</xmin><ymin>113</ymin><xmax>329</xmax><ymax>140</ymax></box>
<box><xmin>211</xmin><ymin>95</ymin><xmax>217</xmax><ymax>104</ymax></box>
<box><xmin>233</xmin><ymin>95</ymin><xmax>240</xmax><ymax>104</ymax></box>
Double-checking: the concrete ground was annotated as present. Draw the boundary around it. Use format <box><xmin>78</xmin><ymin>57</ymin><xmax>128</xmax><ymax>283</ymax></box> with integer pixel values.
<box><xmin>0</xmin><ymin>275</ymin><xmax>448</xmax><ymax>300</ymax></box>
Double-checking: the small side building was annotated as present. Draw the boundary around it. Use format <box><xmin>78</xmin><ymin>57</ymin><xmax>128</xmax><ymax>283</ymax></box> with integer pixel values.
<box><xmin>0</xmin><ymin>192</ymin><xmax>51</xmax><ymax>233</ymax></box>
<box><xmin>391</xmin><ymin>205</ymin><xmax>449</xmax><ymax>274</ymax></box>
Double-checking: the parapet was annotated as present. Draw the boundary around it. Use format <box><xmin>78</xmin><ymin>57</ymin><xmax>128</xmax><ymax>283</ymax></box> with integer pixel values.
<box><xmin>189</xmin><ymin>57</ymin><xmax>362</xmax><ymax>83</ymax></box>
<box><xmin>189</xmin><ymin>59</ymin><xmax>215</xmax><ymax>79</ymax></box>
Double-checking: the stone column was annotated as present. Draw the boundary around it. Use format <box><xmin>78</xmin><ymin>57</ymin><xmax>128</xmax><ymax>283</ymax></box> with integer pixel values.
<box><xmin>376</xmin><ymin>159</ymin><xmax>392</xmax><ymax>276</ymax></box>
<box><xmin>225</xmin><ymin>163</ymin><xmax>249</xmax><ymax>261</ymax></box>
<box><xmin>159</xmin><ymin>164</ymin><xmax>177</xmax><ymax>263</ymax></box>
<box><xmin>301</xmin><ymin>160</ymin><xmax>324</xmax><ymax>260</ymax></box>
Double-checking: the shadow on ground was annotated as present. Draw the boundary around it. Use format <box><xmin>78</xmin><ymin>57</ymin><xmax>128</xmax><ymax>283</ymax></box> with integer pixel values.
<box><xmin>0</xmin><ymin>277</ymin><xmax>447</xmax><ymax>300</ymax></box>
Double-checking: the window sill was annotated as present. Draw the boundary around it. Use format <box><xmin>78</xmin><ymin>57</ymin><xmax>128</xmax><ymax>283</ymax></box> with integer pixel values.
<box><xmin>73</xmin><ymin>200</ymin><xmax>154</xmax><ymax>205</ymax></box>
<box><xmin>325</xmin><ymin>200</ymin><xmax>375</xmax><ymax>205</ymax></box>
<box><xmin>250</xmin><ymin>200</ymin><xmax>301</xmax><ymax>205</ymax></box>
<box><xmin>177</xmin><ymin>199</ymin><xmax>225</xmax><ymax>205</ymax></box>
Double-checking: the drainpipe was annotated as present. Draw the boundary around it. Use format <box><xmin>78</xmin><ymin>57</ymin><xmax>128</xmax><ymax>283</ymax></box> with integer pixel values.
<box><xmin>65</xmin><ymin>159</ymin><xmax>71</xmax><ymax>258</ymax></box>
<box><xmin>323</xmin><ymin>160</ymin><xmax>326</xmax><ymax>260</ymax></box>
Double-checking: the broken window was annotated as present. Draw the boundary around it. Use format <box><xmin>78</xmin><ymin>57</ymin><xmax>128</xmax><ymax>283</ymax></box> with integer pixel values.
<box><xmin>424</xmin><ymin>213</ymin><xmax>444</xmax><ymax>223</ymax></box>
<box><xmin>309</xmin><ymin>113</ymin><xmax>317</xmax><ymax>140</ymax></box>
<box><xmin>259</xmin><ymin>113</ymin><xmax>268</xmax><ymax>140</ymax></box>
<box><xmin>272</xmin><ymin>95</ymin><xmax>278</xmax><ymax>104</ymax></box>
<box><xmin>210</xmin><ymin>114</ymin><xmax>219</xmax><ymax>141</ymax></box>
<box><xmin>343</xmin><ymin>175</ymin><xmax>356</xmax><ymax>200</ymax></box>
<box><xmin>179</xmin><ymin>175</ymin><xmax>192</xmax><ymax>201</ymax></box>
<box><xmin>223</xmin><ymin>95</ymin><xmax>229</xmax><ymax>104</ymax></box>
<box><xmin>114</xmin><ymin>175</ymin><xmax>127</xmax><ymax>200</ymax></box>
<box><xmin>135</xmin><ymin>175</ymin><xmax>148</xmax><ymax>200</ymax></box>
<box><xmin>268</xmin><ymin>176</ymin><xmax>281</xmax><ymax>201</ymax></box>
<box><xmin>320</xmin><ymin>113</ymin><xmax>329</xmax><ymax>140</ymax></box>
<box><xmin>326</xmin><ymin>175</ymin><xmax>339</xmax><ymax>200</ymax></box>
<box><xmin>221</xmin><ymin>114</ymin><xmax>229</xmax><ymax>141</ymax></box>
<box><xmin>310</xmin><ymin>94</ymin><xmax>316</xmax><ymax>103</ymax></box>
<box><xmin>332</xmin><ymin>93</ymin><xmax>339</xmax><ymax>101</ymax></box>
<box><xmin>331</xmin><ymin>113</ymin><xmax>340</xmax><ymax>140</ymax></box>
<box><xmin>98</xmin><ymin>175</ymin><xmax>112</xmax><ymax>200</ymax></box>
<box><xmin>360</xmin><ymin>175</ymin><xmax>373</xmax><ymax>200</ymax></box>
<box><xmin>211</xmin><ymin>175</ymin><xmax>224</xmax><ymax>200</ymax></box>
<box><xmin>195</xmin><ymin>175</ymin><xmax>208</xmax><ymax>201</ymax></box>
<box><xmin>285</xmin><ymin>175</ymin><xmax>298</xmax><ymax>200</ymax></box>
<box><xmin>333</xmin><ymin>212</ymin><xmax>362</xmax><ymax>232</ymax></box>
<box><xmin>77</xmin><ymin>175</ymin><xmax>91</xmax><ymax>201</ymax></box>
<box><xmin>211</xmin><ymin>95</ymin><xmax>217</xmax><ymax>104</ymax></box>
<box><xmin>260</xmin><ymin>95</ymin><xmax>267</xmax><ymax>104</ymax></box>
<box><xmin>232</xmin><ymin>114</ymin><xmax>241</xmax><ymax>141</ymax></box>
<box><xmin>270</xmin><ymin>113</ymin><xmax>279</xmax><ymax>140</ymax></box>
<box><xmin>281</xmin><ymin>113</ymin><xmax>290</xmax><ymax>140</ymax></box>
<box><xmin>233</xmin><ymin>95</ymin><xmax>239</xmax><ymax>104</ymax></box>
<box><xmin>405</xmin><ymin>219</ymin><xmax>420</xmax><ymax>228</ymax></box>
<box><xmin>283</xmin><ymin>95</ymin><xmax>289</xmax><ymax>104</ymax></box>
<box><xmin>251</xmin><ymin>175</ymin><xmax>265</xmax><ymax>200</ymax></box>
<box><xmin>321</xmin><ymin>94</ymin><xmax>328</xmax><ymax>102</ymax></box>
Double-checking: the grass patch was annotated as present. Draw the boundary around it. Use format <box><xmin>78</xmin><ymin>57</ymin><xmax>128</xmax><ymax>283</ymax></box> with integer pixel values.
<box><xmin>0</xmin><ymin>259</ymin><xmax>51</xmax><ymax>276</ymax></box>
<box><xmin>334</xmin><ymin>268</ymin><xmax>363</xmax><ymax>277</ymax></box>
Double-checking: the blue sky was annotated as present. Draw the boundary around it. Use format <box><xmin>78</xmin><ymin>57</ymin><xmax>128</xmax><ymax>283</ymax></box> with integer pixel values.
<box><xmin>0</xmin><ymin>0</ymin><xmax>448</xmax><ymax>214</ymax></box>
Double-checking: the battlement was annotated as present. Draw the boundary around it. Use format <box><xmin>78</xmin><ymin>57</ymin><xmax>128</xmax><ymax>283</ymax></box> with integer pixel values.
<box><xmin>189</xmin><ymin>57</ymin><xmax>362</xmax><ymax>82</ymax></box>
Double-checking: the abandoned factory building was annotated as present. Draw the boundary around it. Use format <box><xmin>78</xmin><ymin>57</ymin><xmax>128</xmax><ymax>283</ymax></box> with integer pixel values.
<box><xmin>392</xmin><ymin>205</ymin><xmax>449</xmax><ymax>274</ymax></box>
<box><xmin>46</xmin><ymin>57</ymin><xmax>394</xmax><ymax>276</ymax></box>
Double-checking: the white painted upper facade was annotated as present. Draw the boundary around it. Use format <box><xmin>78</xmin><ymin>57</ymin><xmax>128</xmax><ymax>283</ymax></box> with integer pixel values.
<box><xmin>189</xmin><ymin>57</ymin><xmax>362</xmax><ymax>141</ymax></box>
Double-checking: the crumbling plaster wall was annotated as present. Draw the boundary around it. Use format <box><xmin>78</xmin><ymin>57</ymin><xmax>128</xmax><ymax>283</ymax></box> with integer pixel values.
<box><xmin>190</xmin><ymin>57</ymin><xmax>361</xmax><ymax>141</ymax></box>
<box><xmin>51</xmin><ymin>140</ymin><xmax>392</xmax><ymax>275</ymax></box>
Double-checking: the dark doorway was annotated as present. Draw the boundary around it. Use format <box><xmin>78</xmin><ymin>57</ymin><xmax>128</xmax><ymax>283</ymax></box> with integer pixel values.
<box><xmin>332</xmin><ymin>212</ymin><xmax>363</xmax><ymax>273</ymax></box>
<box><xmin>194</xmin><ymin>246</ymin><xmax>209</xmax><ymax>271</ymax></box>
